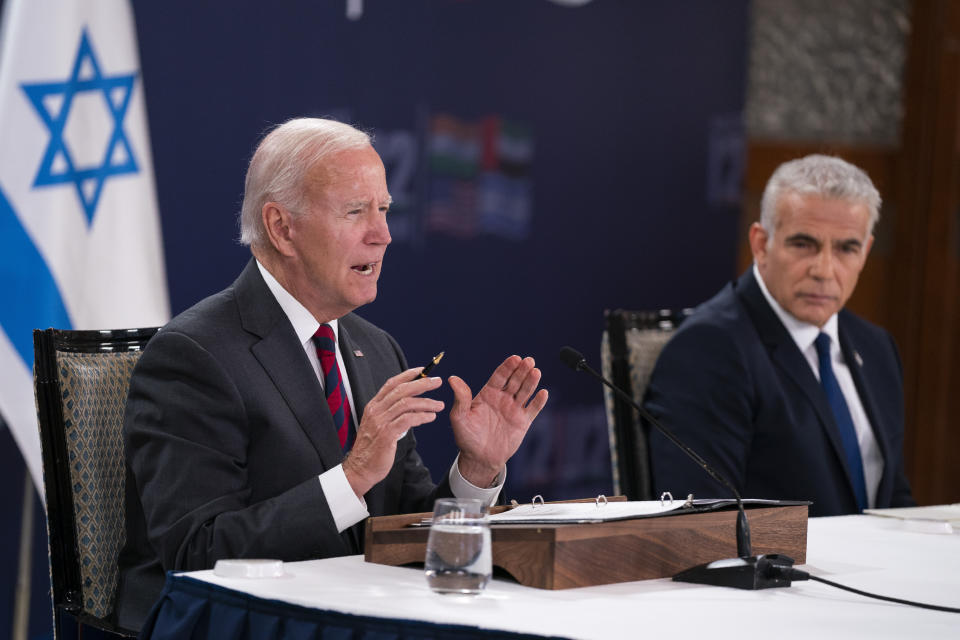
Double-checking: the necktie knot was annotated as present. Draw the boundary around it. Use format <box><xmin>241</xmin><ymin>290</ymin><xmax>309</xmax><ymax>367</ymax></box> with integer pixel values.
<box><xmin>814</xmin><ymin>332</ymin><xmax>831</xmax><ymax>365</ymax></box>
<box><xmin>313</xmin><ymin>324</ymin><xmax>336</xmax><ymax>351</ymax></box>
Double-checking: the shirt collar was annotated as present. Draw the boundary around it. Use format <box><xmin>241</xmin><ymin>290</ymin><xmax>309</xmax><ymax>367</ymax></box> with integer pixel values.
<box><xmin>256</xmin><ymin>259</ymin><xmax>338</xmax><ymax>346</ymax></box>
<box><xmin>752</xmin><ymin>263</ymin><xmax>838</xmax><ymax>354</ymax></box>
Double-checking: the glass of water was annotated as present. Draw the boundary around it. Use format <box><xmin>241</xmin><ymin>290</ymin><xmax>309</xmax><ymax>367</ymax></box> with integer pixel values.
<box><xmin>424</xmin><ymin>498</ymin><xmax>492</xmax><ymax>595</ymax></box>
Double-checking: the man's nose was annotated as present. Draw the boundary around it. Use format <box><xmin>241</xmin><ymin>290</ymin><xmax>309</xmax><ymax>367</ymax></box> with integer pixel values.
<box><xmin>367</xmin><ymin>211</ymin><xmax>392</xmax><ymax>245</ymax></box>
<box><xmin>809</xmin><ymin>248</ymin><xmax>835</xmax><ymax>279</ymax></box>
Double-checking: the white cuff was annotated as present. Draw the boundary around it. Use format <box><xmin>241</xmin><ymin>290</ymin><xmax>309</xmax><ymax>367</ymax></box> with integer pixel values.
<box><xmin>449</xmin><ymin>453</ymin><xmax>505</xmax><ymax>507</ymax></box>
<box><xmin>318</xmin><ymin>464</ymin><xmax>369</xmax><ymax>533</ymax></box>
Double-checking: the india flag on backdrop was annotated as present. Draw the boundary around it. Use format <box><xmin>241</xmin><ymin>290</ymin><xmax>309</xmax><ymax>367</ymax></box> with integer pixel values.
<box><xmin>0</xmin><ymin>0</ymin><xmax>169</xmax><ymax>496</ymax></box>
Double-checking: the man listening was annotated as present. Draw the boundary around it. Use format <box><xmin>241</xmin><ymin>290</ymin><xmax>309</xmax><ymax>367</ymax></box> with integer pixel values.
<box><xmin>645</xmin><ymin>155</ymin><xmax>914</xmax><ymax>517</ymax></box>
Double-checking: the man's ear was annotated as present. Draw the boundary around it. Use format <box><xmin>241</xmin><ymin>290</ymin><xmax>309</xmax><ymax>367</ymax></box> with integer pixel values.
<box><xmin>262</xmin><ymin>202</ymin><xmax>296</xmax><ymax>257</ymax></box>
<box><xmin>748</xmin><ymin>222</ymin><xmax>769</xmax><ymax>265</ymax></box>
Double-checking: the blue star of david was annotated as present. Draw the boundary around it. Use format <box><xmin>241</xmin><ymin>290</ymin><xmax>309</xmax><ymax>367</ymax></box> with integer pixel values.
<box><xmin>21</xmin><ymin>29</ymin><xmax>139</xmax><ymax>226</ymax></box>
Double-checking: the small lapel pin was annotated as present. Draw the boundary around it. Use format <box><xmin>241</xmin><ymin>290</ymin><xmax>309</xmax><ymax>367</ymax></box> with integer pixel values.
<box><xmin>353</xmin><ymin>349</ymin><xmax>364</xmax><ymax>358</ymax></box>
<box><xmin>854</xmin><ymin>351</ymin><xmax>863</xmax><ymax>367</ymax></box>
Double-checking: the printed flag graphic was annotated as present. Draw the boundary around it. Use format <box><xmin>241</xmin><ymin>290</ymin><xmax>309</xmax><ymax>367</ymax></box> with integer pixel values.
<box><xmin>426</xmin><ymin>113</ymin><xmax>533</xmax><ymax>241</ymax></box>
<box><xmin>0</xmin><ymin>0</ymin><xmax>169</xmax><ymax>495</ymax></box>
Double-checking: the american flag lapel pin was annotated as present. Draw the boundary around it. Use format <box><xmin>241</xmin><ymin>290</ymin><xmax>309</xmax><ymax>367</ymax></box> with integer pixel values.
<box><xmin>353</xmin><ymin>349</ymin><xmax>364</xmax><ymax>357</ymax></box>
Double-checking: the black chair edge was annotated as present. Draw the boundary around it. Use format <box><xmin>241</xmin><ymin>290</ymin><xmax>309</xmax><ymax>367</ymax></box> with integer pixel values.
<box><xmin>33</xmin><ymin>327</ymin><xmax>159</xmax><ymax>639</ymax></box>
<box><xmin>603</xmin><ymin>309</ymin><xmax>692</xmax><ymax>500</ymax></box>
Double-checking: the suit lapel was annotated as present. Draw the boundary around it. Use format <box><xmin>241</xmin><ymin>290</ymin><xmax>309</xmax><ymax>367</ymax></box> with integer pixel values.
<box><xmin>838</xmin><ymin>318</ymin><xmax>893</xmax><ymax>505</ymax></box>
<box><xmin>338</xmin><ymin>317</ymin><xmax>387</xmax><ymax>515</ymax></box>
<box><xmin>234</xmin><ymin>260</ymin><xmax>345</xmax><ymax>472</ymax></box>
<box><xmin>737</xmin><ymin>270</ymin><xmax>858</xmax><ymax>495</ymax></box>
<box><xmin>338</xmin><ymin>317</ymin><xmax>375</xmax><ymax>425</ymax></box>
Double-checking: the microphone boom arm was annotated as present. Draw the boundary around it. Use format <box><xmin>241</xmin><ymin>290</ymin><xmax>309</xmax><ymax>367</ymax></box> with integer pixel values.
<box><xmin>563</xmin><ymin>349</ymin><xmax>752</xmax><ymax>558</ymax></box>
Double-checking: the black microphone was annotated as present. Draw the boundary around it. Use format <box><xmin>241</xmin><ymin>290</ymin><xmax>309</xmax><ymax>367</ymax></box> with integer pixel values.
<box><xmin>559</xmin><ymin>346</ymin><xmax>753</xmax><ymax>559</ymax></box>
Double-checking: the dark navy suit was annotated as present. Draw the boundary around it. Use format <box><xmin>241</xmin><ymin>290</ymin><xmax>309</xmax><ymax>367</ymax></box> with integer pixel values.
<box><xmin>114</xmin><ymin>259</ymin><xmax>448</xmax><ymax>630</ymax></box>
<box><xmin>644</xmin><ymin>269</ymin><xmax>914</xmax><ymax>518</ymax></box>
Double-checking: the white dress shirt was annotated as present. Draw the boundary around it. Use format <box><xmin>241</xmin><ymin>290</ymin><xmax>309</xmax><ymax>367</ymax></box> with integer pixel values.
<box><xmin>256</xmin><ymin>261</ymin><xmax>503</xmax><ymax>532</ymax></box>
<box><xmin>752</xmin><ymin>265</ymin><xmax>883</xmax><ymax>507</ymax></box>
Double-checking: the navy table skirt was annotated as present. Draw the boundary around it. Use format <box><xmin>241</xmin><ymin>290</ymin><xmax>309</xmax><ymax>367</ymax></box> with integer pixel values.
<box><xmin>140</xmin><ymin>572</ymin><xmax>565</xmax><ymax>640</ymax></box>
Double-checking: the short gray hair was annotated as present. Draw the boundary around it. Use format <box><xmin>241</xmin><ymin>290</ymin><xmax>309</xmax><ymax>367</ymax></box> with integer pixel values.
<box><xmin>239</xmin><ymin>118</ymin><xmax>371</xmax><ymax>249</ymax></box>
<box><xmin>759</xmin><ymin>154</ymin><xmax>881</xmax><ymax>242</ymax></box>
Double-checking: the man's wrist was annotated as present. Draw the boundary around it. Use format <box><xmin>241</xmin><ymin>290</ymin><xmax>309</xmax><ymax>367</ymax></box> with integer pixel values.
<box><xmin>342</xmin><ymin>455</ymin><xmax>374</xmax><ymax>499</ymax></box>
<box><xmin>457</xmin><ymin>453</ymin><xmax>501</xmax><ymax>488</ymax></box>
<box><xmin>449</xmin><ymin>454</ymin><xmax>505</xmax><ymax>505</ymax></box>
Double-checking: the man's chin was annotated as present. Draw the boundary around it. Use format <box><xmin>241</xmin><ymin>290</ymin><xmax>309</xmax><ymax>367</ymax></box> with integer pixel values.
<box><xmin>792</xmin><ymin>306</ymin><xmax>835</xmax><ymax>328</ymax></box>
<box><xmin>788</xmin><ymin>294</ymin><xmax>843</xmax><ymax>326</ymax></box>
<box><xmin>352</xmin><ymin>288</ymin><xmax>378</xmax><ymax>308</ymax></box>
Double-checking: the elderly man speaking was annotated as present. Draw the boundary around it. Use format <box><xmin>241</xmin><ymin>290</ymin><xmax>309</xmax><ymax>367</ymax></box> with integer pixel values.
<box><xmin>114</xmin><ymin>118</ymin><xmax>548</xmax><ymax>630</ymax></box>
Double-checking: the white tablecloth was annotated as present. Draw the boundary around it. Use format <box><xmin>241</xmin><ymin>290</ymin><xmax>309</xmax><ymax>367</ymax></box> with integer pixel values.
<box><xmin>180</xmin><ymin>515</ymin><xmax>960</xmax><ymax>639</ymax></box>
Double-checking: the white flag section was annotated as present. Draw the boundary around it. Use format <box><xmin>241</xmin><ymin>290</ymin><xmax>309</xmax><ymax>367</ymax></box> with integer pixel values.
<box><xmin>0</xmin><ymin>0</ymin><xmax>170</xmax><ymax>496</ymax></box>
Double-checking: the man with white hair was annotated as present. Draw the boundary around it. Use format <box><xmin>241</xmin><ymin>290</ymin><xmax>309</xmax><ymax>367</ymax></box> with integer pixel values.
<box><xmin>114</xmin><ymin>118</ymin><xmax>548</xmax><ymax>630</ymax></box>
<box><xmin>644</xmin><ymin>154</ymin><xmax>914</xmax><ymax>518</ymax></box>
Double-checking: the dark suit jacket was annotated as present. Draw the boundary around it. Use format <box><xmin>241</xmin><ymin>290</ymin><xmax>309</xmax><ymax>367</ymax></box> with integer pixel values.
<box><xmin>114</xmin><ymin>259</ymin><xmax>449</xmax><ymax>630</ymax></box>
<box><xmin>644</xmin><ymin>268</ymin><xmax>914</xmax><ymax>518</ymax></box>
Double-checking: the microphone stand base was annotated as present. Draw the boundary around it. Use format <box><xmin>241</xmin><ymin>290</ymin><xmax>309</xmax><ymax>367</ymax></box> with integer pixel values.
<box><xmin>672</xmin><ymin>554</ymin><xmax>796</xmax><ymax>590</ymax></box>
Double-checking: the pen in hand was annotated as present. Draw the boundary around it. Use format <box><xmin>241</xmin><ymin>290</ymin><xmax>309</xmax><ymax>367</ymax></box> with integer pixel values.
<box><xmin>396</xmin><ymin>352</ymin><xmax>444</xmax><ymax>441</ymax></box>
<box><xmin>418</xmin><ymin>351</ymin><xmax>445</xmax><ymax>378</ymax></box>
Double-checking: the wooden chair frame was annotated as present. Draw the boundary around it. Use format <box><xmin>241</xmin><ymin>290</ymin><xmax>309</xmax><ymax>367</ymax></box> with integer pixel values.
<box><xmin>33</xmin><ymin>327</ymin><xmax>158</xmax><ymax>638</ymax></box>
<box><xmin>603</xmin><ymin>309</ymin><xmax>691</xmax><ymax>500</ymax></box>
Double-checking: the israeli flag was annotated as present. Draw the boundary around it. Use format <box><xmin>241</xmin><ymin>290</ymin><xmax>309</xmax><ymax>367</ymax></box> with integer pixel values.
<box><xmin>0</xmin><ymin>0</ymin><xmax>169</xmax><ymax>496</ymax></box>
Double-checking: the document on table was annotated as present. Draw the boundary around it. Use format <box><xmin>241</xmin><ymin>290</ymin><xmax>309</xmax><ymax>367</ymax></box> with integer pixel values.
<box><xmin>864</xmin><ymin>503</ymin><xmax>960</xmax><ymax>533</ymax></box>
<box><xmin>488</xmin><ymin>500</ymin><xmax>686</xmax><ymax>524</ymax></box>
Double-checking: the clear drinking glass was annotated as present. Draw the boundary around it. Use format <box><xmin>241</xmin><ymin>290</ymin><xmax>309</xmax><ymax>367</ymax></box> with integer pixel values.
<box><xmin>424</xmin><ymin>498</ymin><xmax>492</xmax><ymax>595</ymax></box>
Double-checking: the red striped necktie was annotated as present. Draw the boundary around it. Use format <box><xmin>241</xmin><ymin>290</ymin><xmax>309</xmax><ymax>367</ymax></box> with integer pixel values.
<box><xmin>312</xmin><ymin>324</ymin><xmax>352</xmax><ymax>449</ymax></box>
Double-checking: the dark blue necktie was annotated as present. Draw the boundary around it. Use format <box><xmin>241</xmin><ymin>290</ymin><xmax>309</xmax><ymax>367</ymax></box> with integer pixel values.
<box><xmin>815</xmin><ymin>333</ymin><xmax>868</xmax><ymax>511</ymax></box>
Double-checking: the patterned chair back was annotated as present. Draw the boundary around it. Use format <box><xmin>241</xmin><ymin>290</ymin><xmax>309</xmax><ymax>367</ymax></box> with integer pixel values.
<box><xmin>601</xmin><ymin>309</ymin><xmax>691</xmax><ymax>499</ymax></box>
<box><xmin>34</xmin><ymin>327</ymin><xmax>158</xmax><ymax>638</ymax></box>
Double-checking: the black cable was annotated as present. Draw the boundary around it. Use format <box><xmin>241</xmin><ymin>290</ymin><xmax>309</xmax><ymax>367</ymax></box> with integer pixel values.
<box><xmin>785</xmin><ymin>569</ymin><xmax>960</xmax><ymax>613</ymax></box>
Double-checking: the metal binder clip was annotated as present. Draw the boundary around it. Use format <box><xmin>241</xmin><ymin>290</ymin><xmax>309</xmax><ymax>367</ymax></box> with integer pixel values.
<box><xmin>683</xmin><ymin>494</ymin><xmax>694</xmax><ymax>508</ymax></box>
<box><xmin>531</xmin><ymin>494</ymin><xmax>545</xmax><ymax>508</ymax></box>
<box><xmin>660</xmin><ymin>492</ymin><xmax>674</xmax><ymax>506</ymax></box>
<box><xmin>595</xmin><ymin>494</ymin><xmax>608</xmax><ymax>508</ymax></box>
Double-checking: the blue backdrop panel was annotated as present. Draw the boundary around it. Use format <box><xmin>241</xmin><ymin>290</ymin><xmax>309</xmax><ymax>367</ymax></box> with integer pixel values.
<box><xmin>132</xmin><ymin>0</ymin><xmax>749</xmax><ymax>501</ymax></box>
<box><xmin>2</xmin><ymin>2</ymin><xmax>748</xmax><ymax>636</ymax></box>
